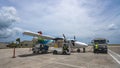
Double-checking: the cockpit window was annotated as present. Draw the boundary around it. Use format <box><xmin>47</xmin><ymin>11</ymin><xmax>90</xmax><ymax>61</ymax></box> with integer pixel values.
<box><xmin>94</xmin><ymin>40</ymin><xmax>106</xmax><ymax>44</ymax></box>
<box><xmin>71</xmin><ymin>40</ymin><xmax>74</xmax><ymax>42</ymax></box>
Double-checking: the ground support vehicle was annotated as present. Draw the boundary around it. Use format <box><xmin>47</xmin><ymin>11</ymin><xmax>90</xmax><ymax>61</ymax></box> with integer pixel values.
<box><xmin>91</xmin><ymin>38</ymin><xmax>109</xmax><ymax>53</ymax></box>
<box><xmin>32</xmin><ymin>44</ymin><xmax>49</xmax><ymax>54</ymax></box>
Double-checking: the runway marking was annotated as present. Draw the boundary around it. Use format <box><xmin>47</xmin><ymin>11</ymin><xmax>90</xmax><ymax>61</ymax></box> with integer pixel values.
<box><xmin>108</xmin><ymin>49</ymin><xmax>120</xmax><ymax>65</ymax></box>
<box><xmin>108</xmin><ymin>49</ymin><xmax>120</xmax><ymax>58</ymax></box>
<box><xmin>53</xmin><ymin>62</ymin><xmax>82</xmax><ymax>68</ymax></box>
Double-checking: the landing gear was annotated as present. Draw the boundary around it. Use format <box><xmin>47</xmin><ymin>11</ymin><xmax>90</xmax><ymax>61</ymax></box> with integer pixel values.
<box><xmin>77</xmin><ymin>48</ymin><xmax>86</xmax><ymax>53</ymax></box>
<box><xmin>77</xmin><ymin>48</ymin><xmax>80</xmax><ymax>53</ymax></box>
<box><xmin>83</xmin><ymin>48</ymin><xmax>86</xmax><ymax>53</ymax></box>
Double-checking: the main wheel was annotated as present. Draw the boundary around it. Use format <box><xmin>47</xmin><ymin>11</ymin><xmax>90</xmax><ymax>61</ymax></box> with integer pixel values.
<box><xmin>77</xmin><ymin>49</ymin><xmax>80</xmax><ymax>53</ymax></box>
<box><xmin>105</xmin><ymin>51</ymin><xmax>108</xmax><ymax>54</ymax></box>
<box><xmin>53</xmin><ymin>50</ymin><xmax>57</xmax><ymax>54</ymax></box>
<box><xmin>83</xmin><ymin>48</ymin><xmax>86</xmax><ymax>53</ymax></box>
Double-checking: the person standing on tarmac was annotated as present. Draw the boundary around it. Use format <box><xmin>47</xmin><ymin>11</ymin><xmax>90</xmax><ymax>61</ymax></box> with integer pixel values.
<box><xmin>95</xmin><ymin>43</ymin><xmax>99</xmax><ymax>54</ymax></box>
<box><xmin>63</xmin><ymin>44</ymin><xmax>69</xmax><ymax>54</ymax></box>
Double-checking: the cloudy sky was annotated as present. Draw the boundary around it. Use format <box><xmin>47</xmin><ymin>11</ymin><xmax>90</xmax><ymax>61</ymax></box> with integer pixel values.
<box><xmin>0</xmin><ymin>0</ymin><xmax>120</xmax><ymax>44</ymax></box>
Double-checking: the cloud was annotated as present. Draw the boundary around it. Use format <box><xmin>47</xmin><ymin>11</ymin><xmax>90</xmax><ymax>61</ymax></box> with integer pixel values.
<box><xmin>19</xmin><ymin>0</ymin><xmax>96</xmax><ymax>37</ymax></box>
<box><xmin>1</xmin><ymin>0</ymin><xmax>120</xmax><ymax>43</ymax></box>
<box><xmin>0</xmin><ymin>6</ymin><xmax>20</xmax><ymax>29</ymax></box>
<box><xmin>34</xmin><ymin>0</ymin><xmax>103</xmax><ymax>38</ymax></box>
<box><xmin>0</xmin><ymin>27</ymin><xmax>30</xmax><ymax>38</ymax></box>
<box><xmin>107</xmin><ymin>24</ymin><xmax>118</xmax><ymax>30</ymax></box>
<box><xmin>0</xmin><ymin>6</ymin><xmax>21</xmax><ymax>39</ymax></box>
<box><xmin>22</xmin><ymin>0</ymin><xmax>120</xmax><ymax>43</ymax></box>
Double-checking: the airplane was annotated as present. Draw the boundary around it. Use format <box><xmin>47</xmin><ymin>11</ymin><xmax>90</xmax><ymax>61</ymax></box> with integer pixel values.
<box><xmin>62</xmin><ymin>34</ymin><xmax>88</xmax><ymax>53</ymax></box>
<box><xmin>23</xmin><ymin>31</ymin><xmax>88</xmax><ymax>54</ymax></box>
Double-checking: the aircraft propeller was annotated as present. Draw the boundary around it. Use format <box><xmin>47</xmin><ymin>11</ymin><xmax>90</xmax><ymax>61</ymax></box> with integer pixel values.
<box><xmin>72</xmin><ymin>36</ymin><xmax>76</xmax><ymax>46</ymax></box>
<box><xmin>63</xmin><ymin>34</ymin><xmax>66</xmax><ymax>43</ymax></box>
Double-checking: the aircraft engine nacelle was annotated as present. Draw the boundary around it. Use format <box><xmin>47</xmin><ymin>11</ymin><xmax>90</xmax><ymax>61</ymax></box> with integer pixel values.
<box><xmin>74</xmin><ymin>41</ymin><xmax>88</xmax><ymax>48</ymax></box>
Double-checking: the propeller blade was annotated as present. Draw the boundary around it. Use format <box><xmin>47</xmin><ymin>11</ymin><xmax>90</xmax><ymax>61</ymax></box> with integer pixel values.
<box><xmin>63</xmin><ymin>34</ymin><xmax>66</xmax><ymax>42</ymax></box>
<box><xmin>74</xmin><ymin>36</ymin><xmax>76</xmax><ymax>41</ymax></box>
<box><xmin>72</xmin><ymin>36</ymin><xmax>76</xmax><ymax>46</ymax></box>
<box><xmin>63</xmin><ymin>34</ymin><xmax>66</xmax><ymax>39</ymax></box>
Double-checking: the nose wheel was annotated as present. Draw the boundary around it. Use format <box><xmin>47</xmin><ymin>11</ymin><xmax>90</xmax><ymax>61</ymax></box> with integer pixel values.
<box><xmin>77</xmin><ymin>48</ymin><xmax>80</xmax><ymax>53</ymax></box>
<box><xmin>77</xmin><ymin>48</ymin><xmax>86</xmax><ymax>53</ymax></box>
<box><xmin>83</xmin><ymin>48</ymin><xmax>85</xmax><ymax>53</ymax></box>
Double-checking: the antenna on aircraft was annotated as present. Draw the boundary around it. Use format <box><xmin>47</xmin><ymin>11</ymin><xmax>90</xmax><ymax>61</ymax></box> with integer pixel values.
<box><xmin>74</xmin><ymin>36</ymin><xmax>76</xmax><ymax>41</ymax></box>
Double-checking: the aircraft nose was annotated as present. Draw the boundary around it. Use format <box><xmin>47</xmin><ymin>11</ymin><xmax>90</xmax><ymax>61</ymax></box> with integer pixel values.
<box><xmin>84</xmin><ymin>44</ymin><xmax>88</xmax><ymax>46</ymax></box>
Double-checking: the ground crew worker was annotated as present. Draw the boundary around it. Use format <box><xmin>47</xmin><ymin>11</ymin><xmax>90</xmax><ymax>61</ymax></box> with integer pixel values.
<box><xmin>95</xmin><ymin>43</ymin><xmax>99</xmax><ymax>54</ymax></box>
<box><xmin>63</xmin><ymin>44</ymin><xmax>69</xmax><ymax>54</ymax></box>
<box><xmin>43</xmin><ymin>45</ymin><xmax>49</xmax><ymax>53</ymax></box>
<box><xmin>44</xmin><ymin>45</ymin><xmax>49</xmax><ymax>50</ymax></box>
<box><xmin>40</xmin><ymin>44</ymin><xmax>43</xmax><ymax>50</ymax></box>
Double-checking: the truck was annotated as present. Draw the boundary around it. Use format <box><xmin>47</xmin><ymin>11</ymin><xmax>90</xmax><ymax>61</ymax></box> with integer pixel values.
<box><xmin>32</xmin><ymin>44</ymin><xmax>49</xmax><ymax>54</ymax></box>
<box><xmin>52</xmin><ymin>38</ymin><xmax>71</xmax><ymax>55</ymax></box>
<box><xmin>91</xmin><ymin>38</ymin><xmax>109</xmax><ymax>53</ymax></box>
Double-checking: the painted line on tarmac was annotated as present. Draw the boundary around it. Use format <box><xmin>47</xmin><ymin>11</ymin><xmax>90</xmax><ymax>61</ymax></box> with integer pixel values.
<box><xmin>53</xmin><ymin>62</ymin><xmax>82</xmax><ymax>68</ymax></box>
<box><xmin>108</xmin><ymin>49</ymin><xmax>120</xmax><ymax>65</ymax></box>
<box><xmin>108</xmin><ymin>49</ymin><xmax>120</xmax><ymax>58</ymax></box>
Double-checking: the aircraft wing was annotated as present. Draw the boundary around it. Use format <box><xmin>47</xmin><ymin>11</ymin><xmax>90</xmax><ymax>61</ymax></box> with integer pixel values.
<box><xmin>23</xmin><ymin>32</ymin><xmax>55</xmax><ymax>40</ymax></box>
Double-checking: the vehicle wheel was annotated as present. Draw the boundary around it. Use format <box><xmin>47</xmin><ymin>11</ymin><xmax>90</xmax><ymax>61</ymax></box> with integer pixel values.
<box><xmin>77</xmin><ymin>49</ymin><xmax>80</xmax><ymax>53</ymax></box>
<box><xmin>63</xmin><ymin>51</ymin><xmax>67</xmax><ymax>55</ymax></box>
<box><xmin>53</xmin><ymin>50</ymin><xmax>57</xmax><ymax>54</ymax></box>
<box><xmin>66</xmin><ymin>52</ymin><xmax>71</xmax><ymax>55</ymax></box>
<box><xmin>45</xmin><ymin>50</ymin><xmax>48</xmax><ymax>53</ymax></box>
<box><xmin>105</xmin><ymin>51</ymin><xmax>108</xmax><ymax>54</ymax></box>
<box><xmin>33</xmin><ymin>51</ymin><xmax>36</xmax><ymax>54</ymax></box>
<box><xmin>37</xmin><ymin>51</ymin><xmax>39</xmax><ymax>54</ymax></box>
<box><xmin>94</xmin><ymin>49</ymin><xmax>96</xmax><ymax>53</ymax></box>
<box><xmin>41</xmin><ymin>49</ymin><xmax>45</xmax><ymax>54</ymax></box>
<box><xmin>39</xmin><ymin>50</ymin><xmax>42</xmax><ymax>54</ymax></box>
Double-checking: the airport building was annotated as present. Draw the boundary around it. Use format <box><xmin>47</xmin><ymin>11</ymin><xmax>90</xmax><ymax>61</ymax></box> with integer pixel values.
<box><xmin>20</xmin><ymin>40</ymin><xmax>34</xmax><ymax>48</ymax></box>
<box><xmin>0</xmin><ymin>42</ymin><xmax>8</xmax><ymax>49</ymax></box>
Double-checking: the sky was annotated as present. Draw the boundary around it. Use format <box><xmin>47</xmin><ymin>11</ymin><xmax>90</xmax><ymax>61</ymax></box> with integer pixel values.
<box><xmin>0</xmin><ymin>0</ymin><xmax>120</xmax><ymax>44</ymax></box>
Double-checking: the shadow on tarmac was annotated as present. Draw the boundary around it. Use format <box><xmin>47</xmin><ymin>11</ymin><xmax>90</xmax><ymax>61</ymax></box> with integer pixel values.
<box><xmin>18</xmin><ymin>52</ymin><xmax>51</xmax><ymax>57</ymax></box>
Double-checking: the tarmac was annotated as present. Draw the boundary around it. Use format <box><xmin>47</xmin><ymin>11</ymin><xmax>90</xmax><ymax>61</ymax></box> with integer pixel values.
<box><xmin>0</xmin><ymin>46</ymin><xmax>120</xmax><ymax>68</ymax></box>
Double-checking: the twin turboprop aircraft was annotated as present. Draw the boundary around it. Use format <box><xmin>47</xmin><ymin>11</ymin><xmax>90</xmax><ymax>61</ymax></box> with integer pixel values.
<box><xmin>23</xmin><ymin>31</ymin><xmax>88</xmax><ymax>53</ymax></box>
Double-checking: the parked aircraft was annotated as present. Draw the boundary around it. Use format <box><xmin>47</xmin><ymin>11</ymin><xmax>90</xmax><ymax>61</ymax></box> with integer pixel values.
<box><xmin>23</xmin><ymin>31</ymin><xmax>88</xmax><ymax>53</ymax></box>
<box><xmin>62</xmin><ymin>34</ymin><xmax>88</xmax><ymax>52</ymax></box>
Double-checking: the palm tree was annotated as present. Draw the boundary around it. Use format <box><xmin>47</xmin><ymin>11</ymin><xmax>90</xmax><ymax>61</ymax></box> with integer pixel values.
<box><xmin>16</xmin><ymin>38</ymin><xmax>20</xmax><ymax>47</ymax></box>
